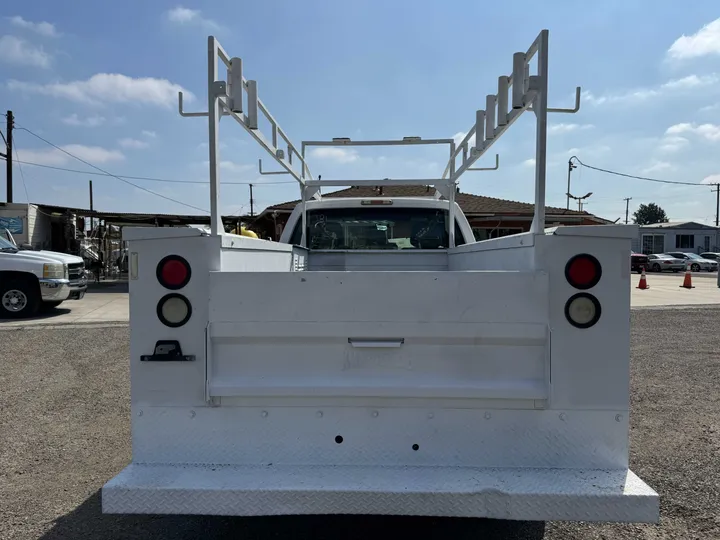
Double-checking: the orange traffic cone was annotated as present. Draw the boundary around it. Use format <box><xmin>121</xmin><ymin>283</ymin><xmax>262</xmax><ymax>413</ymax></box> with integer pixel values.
<box><xmin>637</xmin><ymin>267</ymin><xmax>649</xmax><ymax>289</ymax></box>
<box><xmin>680</xmin><ymin>264</ymin><xmax>695</xmax><ymax>289</ymax></box>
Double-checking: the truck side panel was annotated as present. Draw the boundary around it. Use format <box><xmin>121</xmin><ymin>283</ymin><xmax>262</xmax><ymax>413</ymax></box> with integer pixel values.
<box><xmin>536</xmin><ymin>233</ymin><xmax>631</xmax><ymax>410</ymax></box>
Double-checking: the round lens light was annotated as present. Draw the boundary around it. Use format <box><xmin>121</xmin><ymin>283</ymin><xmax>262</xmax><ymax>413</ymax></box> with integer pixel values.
<box><xmin>564</xmin><ymin>293</ymin><xmax>601</xmax><ymax>329</ymax></box>
<box><xmin>565</xmin><ymin>254</ymin><xmax>602</xmax><ymax>290</ymax></box>
<box><xmin>157</xmin><ymin>294</ymin><xmax>192</xmax><ymax>327</ymax></box>
<box><xmin>156</xmin><ymin>255</ymin><xmax>191</xmax><ymax>289</ymax></box>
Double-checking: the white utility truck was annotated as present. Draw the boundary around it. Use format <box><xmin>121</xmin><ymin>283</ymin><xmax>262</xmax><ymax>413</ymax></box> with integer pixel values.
<box><xmin>0</xmin><ymin>231</ymin><xmax>87</xmax><ymax>317</ymax></box>
<box><xmin>103</xmin><ymin>30</ymin><xmax>659</xmax><ymax>524</ymax></box>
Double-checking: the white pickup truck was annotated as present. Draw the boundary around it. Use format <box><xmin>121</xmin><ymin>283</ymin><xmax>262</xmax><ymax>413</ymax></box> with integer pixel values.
<box><xmin>102</xmin><ymin>31</ymin><xmax>659</xmax><ymax>525</ymax></box>
<box><xmin>0</xmin><ymin>232</ymin><xmax>87</xmax><ymax>318</ymax></box>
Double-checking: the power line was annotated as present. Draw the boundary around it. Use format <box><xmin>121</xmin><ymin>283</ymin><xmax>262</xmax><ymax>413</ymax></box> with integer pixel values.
<box><xmin>9</xmin><ymin>159</ymin><xmax>296</xmax><ymax>186</ymax></box>
<box><xmin>15</xmin><ymin>125</ymin><xmax>210</xmax><ymax>213</ymax></box>
<box><xmin>572</xmin><ymin>156</ymin><xmax>714</xmax><ymax>187</ymax></box>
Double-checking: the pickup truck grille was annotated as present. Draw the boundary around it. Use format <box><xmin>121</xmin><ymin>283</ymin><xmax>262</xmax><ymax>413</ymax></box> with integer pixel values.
<box><xmin>68</xmin><ymin>262</ymin><xmax>85</xmax><ymax>280</ymax></box>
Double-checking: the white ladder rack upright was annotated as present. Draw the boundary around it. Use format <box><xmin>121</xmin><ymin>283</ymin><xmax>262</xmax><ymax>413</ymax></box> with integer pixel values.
<box><xmin>180</xmin><ymin>30</ymin><xmax>581</xmax><ymax>242</ymax></box>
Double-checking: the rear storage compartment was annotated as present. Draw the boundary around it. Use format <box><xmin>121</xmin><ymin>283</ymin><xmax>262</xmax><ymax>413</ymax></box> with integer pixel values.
<box><xmin>207</xmin><ymin>271</ymin><xmax>549</xmax><ymax>402</ymax></box>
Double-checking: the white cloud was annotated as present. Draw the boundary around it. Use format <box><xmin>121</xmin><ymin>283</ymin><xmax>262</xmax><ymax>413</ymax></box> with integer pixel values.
<box><xmin>141</xmin><ymin>130</ymin><xmax>157</xmax><ymax>138</ymax></box>
<box><xmin>309</xmin><ymin>147</ymin><xmax>359</xmax><ymax>163</ymax></box>
<box><xmin>701</xmin><ymin>174</ymin><xmax>720</xmax><ymax>185</ymax></box>
<box><xmin>522</xmin><ymin>158</ymin><xmax>536</xmax><ymax>167</ymax></box>
<box><xmin>657</xmin><ymin>135</ymin><xmax>690</xmax><ymax>153</ymax></box>
<box><xmin>564</xmin><ymin>145</ymin><xmax>611</xmax><ymax>158</ymax></box>
<box><xmin>699</xmin><ymin>102</ymin><xmax>720</xmax><ymax>112</ymax></box>
<box><xmin>219</xmin><ymin>161</ymin><xmax>254</xmax><ymax>172</ymax></box>
<box><xmin>668</xmin><ymin>18</ymin><xmax>720</xmax><ymax>60</ymax></box>
<box><xmin>640</xmin><ymin>161</ymin><xmax>674</xmax><ymax>175</ymax></box>
<box><xmin>9</xmin><ymin>16</ymin><xmax>60</xmax><ymax>37</ymax></box>
<box><xmin>661</xmin><ymin>74</ymin><xmax>719</xmax><ymax>90</ymax></box>
<box><xmin>118</xmin><ymin>137</ymin><xmax>149</xmax><ymax>149</ymax></box>
<box><xmin>0</xmin><ymin>35</ymin><xmax>51</xmax><ymax>68</ymax></box>
<box><xmin>548</xmin><ymin>123</ymin><xmax>594</xmax><ymax>134</ymax></box>
<box><xmin>666</xmin><ymin>122</ymin><xmax>720</xmax><ymax>141</ymax></box>
<box><xmin>7</xmin><ymin>73</ymin><xmax>193</xmax><ymax>107</ymax></box>
<box><xmin>200</xmin><ymin>160</ymin><xmax>254</xmax><ymax>173</ymax></box>
<box><xmin>166</xmin><ymin>6</ymin><xmax>222</xmax><ymax>31</ymax></box>
<box><xmin>583</xmin><ymin>74</ymin><xmax>719</xmax><ymax>106</ymax></box>
<box><xmin>17</xmin><ymin>145</ymin><xmax>125</xmax><ymax>166</ymax></box>
<box><xmin>62</xmin><ymin>114</ymin><xmax>106</xmax><ymax>127</ymax></box>
<box><xmin>453</xmin><ymin>131</ymin><xmax>477</xmax><ymax>149</ymax></box>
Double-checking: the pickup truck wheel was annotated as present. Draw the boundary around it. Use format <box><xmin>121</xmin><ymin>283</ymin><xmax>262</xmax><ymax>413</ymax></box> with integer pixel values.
<box><xmin>0</xmin><ymin>278</ymin><xmax>40</xmax><ymax>318</ymax></box>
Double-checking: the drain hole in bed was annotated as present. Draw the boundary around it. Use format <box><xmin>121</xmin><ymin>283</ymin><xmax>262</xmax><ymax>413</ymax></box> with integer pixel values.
<box><xmin>335</xmin><ymin>435</ymin><xmax>344</xmax><ymax>444</ymax></box>
<box><xmin>412</xmin><ymin>444</ymin><xmax>419</xmax><ymax>451</ymax></box>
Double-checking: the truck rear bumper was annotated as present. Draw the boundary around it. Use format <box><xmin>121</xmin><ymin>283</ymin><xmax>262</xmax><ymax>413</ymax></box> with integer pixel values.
<box><xmin>102</xmin><ymin>464</ymin><xmax>658</xmax><ymax>523</ymax></box>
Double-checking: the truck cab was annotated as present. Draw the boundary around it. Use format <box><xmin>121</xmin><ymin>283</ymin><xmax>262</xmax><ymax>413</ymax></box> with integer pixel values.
<box><xmin>281</xmin><ymin>197</ymin><xmax>474</xmax><ymax>249</ymax></box>
<box><xmin>0</xmin><ymin>232</ymin><xmax>87</xmax><ymax>318</ymax></box>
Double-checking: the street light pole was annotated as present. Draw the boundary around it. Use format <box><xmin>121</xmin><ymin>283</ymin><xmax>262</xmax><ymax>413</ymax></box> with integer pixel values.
<box><xmin>566</xmin><ymin>157</ymin><xmax>577</xmax><ymax>210</ymax></box>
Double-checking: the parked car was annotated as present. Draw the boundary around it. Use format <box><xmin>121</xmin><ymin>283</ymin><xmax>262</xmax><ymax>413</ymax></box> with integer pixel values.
<box><xmin>646</xmin><ymin>254</ymin><xmax>685</xmax><ymax>273</ymax></box>
<box><xmin>630</xmin><ymin>252</ymin><xmax>648</xmax><ymax>273</ymax></box>
<box><xmin>666</xmin><ymin>252</ymin><xmax>718</xmax><ymax>272</ymax></box>
<box><xmin>700</xmin><ymin>252</ymin><xmax>720</xmax><ymax>261</ymax></box>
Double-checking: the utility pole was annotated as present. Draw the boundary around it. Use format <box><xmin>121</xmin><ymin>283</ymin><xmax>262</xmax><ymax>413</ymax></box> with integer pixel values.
<box><xmin>249</xmin><ymin>183</ymin><xmax>254</xmax><ymax>217</ymax></box>
<box><xmin>89</xmin><ymin>180</ymin><xmax>94</xmax><ymax>234</ymax></box>
<box><xmin>623</xmin><ymin>197</ymin><xmax>632</xmax><ymax>224</ymax></box>
<box><xmin>3</xmin><ymin>110</ymin><xmax>13</xmax><ymax>203</ymax></box>
<box><xmin>712</xmin><ymin>184</ymin><xmax>720</xmax><ymax>227</ymax></box>
<box><xmin>566</xmin><ymin>157</ymin><xmax>577</xmax><ymax>210</ymax></box>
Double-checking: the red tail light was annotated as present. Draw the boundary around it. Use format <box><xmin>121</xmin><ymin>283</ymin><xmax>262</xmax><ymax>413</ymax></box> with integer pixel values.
<box><xmin>565</xmin><ymin>254</ymin><xmax>602</xmax><ymax>290</ymax></box>
<box><xmin>156</xmin><ymin>255</ymin><xmax>191</xmax><ymax>290</ymax></box>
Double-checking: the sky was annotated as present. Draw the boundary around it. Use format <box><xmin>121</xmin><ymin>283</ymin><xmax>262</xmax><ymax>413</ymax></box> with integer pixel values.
<box><xmin>2</xmin><ymin>1</ymin><xmax>720</xmax><ymax>223</ymax></box>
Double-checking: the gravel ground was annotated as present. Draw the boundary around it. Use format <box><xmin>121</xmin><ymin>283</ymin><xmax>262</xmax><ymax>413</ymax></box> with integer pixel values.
<box><xmin>0</xmin><ymin>309</ymin><xmax>718</xmax><ymax>539</ymax></box>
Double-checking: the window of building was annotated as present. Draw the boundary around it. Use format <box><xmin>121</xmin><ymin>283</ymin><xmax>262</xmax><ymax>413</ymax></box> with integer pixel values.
<box><xmin>471</xmin><ymin>227</ymin><xmax>523</xmax><ymax>241</ymax></box>
<box><xmin>641</xmin><ymin>234</ymin><xmax>664</xmax><ymax>254</ymax></box>
<box><xmin>675</xmin><ymin>234</ymin><xmax>694</xmax><ymax>249</ymax></box>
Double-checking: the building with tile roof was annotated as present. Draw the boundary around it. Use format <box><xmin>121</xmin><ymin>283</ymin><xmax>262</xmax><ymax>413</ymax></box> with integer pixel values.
<box><xmin>250</xmin><ymin>186</ymin><xmax>613</xmax><ymax>241</ymax></box>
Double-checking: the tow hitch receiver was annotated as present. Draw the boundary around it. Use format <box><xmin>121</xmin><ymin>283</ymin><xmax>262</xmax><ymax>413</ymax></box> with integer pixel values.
<box><xmin>140</xmin><ymin>340</ymin><xmax>195</xmax><ymax>362</ymax></box>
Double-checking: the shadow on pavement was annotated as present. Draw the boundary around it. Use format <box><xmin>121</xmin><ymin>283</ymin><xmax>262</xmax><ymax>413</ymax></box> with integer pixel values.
<box><xmin>40</xmin><ymin>491</ymin><xmax>546</xmax><ymax>540</ymax></box>
<box><xmin>86</xmin><ymin>281</ymin><xmax>128</xmax><ymax>293</ymax></box>
<box><xmin>0</xmin><ymin>307</ymin><xmax>71</xmax><ymax>323</ymax></box>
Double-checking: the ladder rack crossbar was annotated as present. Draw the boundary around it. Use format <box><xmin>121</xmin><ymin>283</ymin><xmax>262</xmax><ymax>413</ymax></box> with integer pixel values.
<box><xmin>305</xmin><ymin>178</ymin><xmax>452</xmax><ymax>188</ymax></box>
<box><xmin>302</xmin><ymin>138</ymin><xmax>454</xmax><ymax>149</ymax></box>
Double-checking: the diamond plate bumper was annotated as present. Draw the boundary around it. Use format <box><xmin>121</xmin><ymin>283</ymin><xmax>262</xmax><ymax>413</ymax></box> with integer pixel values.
<box><xmin>102</xmin><ymin>464</ymin><xmax>658</xmax><ymax>523</ymax></box>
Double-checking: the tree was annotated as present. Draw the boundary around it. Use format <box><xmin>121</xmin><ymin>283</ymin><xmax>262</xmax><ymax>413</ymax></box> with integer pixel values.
<box><xmin>632</xmin><ymin>202</ymin><xmax>669</xmax><ymax>225</ymax></box>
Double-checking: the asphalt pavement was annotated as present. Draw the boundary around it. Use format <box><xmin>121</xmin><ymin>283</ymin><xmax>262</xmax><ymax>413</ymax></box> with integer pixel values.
<box><xmin>1</xmin><ymin>311</ymin><xmax>719</xmax><ymax>539</ymax></box>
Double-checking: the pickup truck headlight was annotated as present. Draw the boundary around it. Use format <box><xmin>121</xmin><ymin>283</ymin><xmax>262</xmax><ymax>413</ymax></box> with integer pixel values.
<box><xmin>42</xmin><ymin>263</ymin><xmax>65</xmax><ymax>279</ymax></box>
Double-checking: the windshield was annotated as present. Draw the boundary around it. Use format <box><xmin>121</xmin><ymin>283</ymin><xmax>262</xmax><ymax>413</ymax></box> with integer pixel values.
<box><xmin>685</xmin><ymin>253</ymin><xmax>702</xmax><ymax>259</ymax></box>
<box><xmin>290</xmin><ymin>207</ymin><xmax>465</xmax><ymax>250</ymax></box>
<box><xmin>0</xmin><ymin>236</ymin><xmax>18</xmax><ymax>251</ymax></box>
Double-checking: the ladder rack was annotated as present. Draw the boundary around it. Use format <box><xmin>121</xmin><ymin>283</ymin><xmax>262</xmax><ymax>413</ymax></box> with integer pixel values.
<box><xmin>180</xmin><ymin>30</ymin><xmax>581</xmax><ymax>239</ymax></box>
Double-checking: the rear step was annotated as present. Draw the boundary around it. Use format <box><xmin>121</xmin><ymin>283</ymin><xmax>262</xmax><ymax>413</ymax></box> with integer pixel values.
<box><xmin>103</xmin><ymin>463</ymin><xmax>659</xmax><ymax>522</ymax></box>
